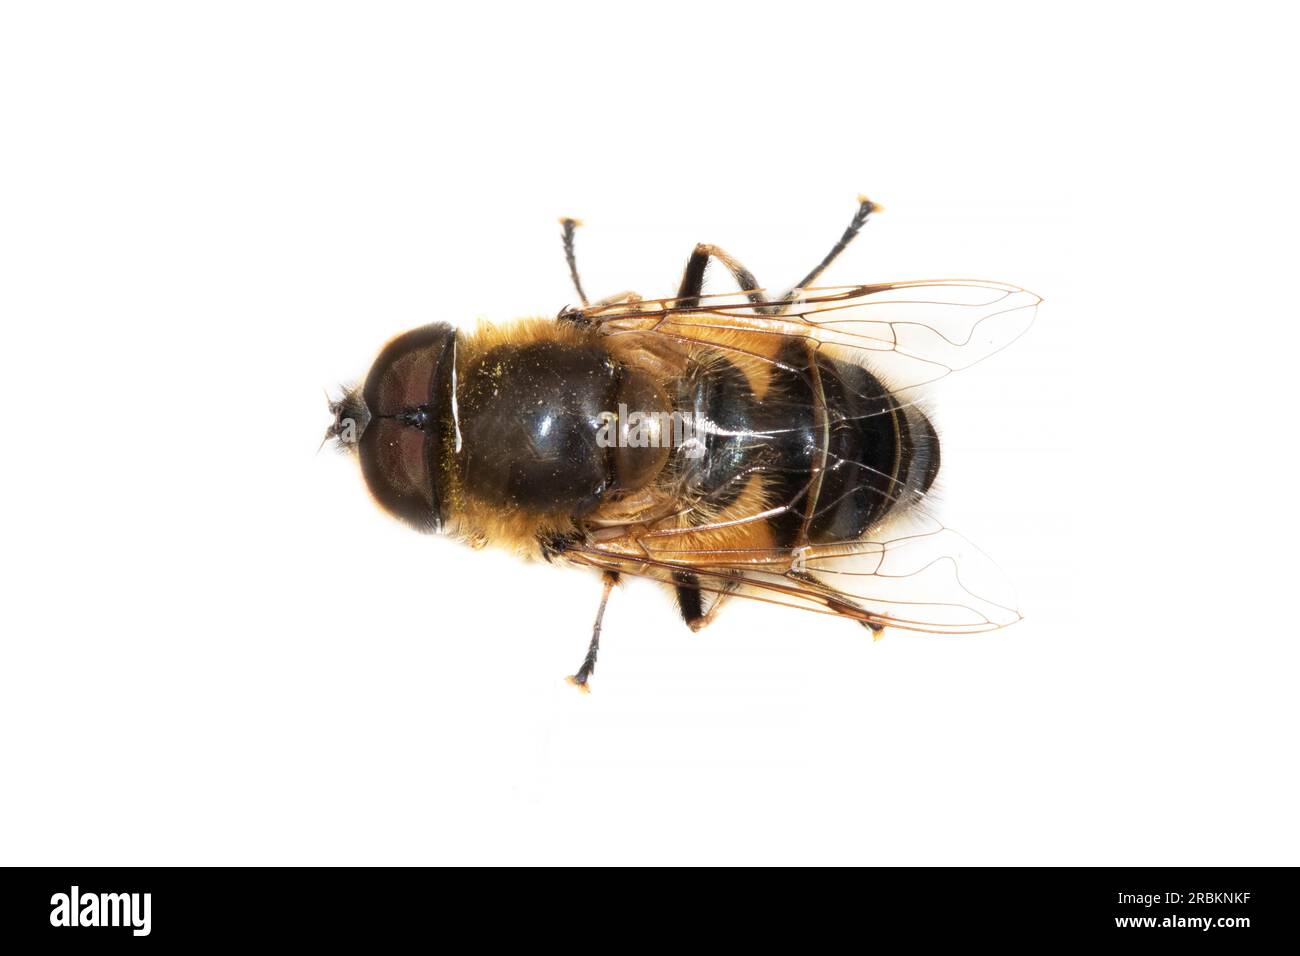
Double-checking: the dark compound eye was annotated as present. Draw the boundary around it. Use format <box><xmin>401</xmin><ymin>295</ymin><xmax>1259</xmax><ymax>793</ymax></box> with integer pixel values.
<box><xmin>356</xmin><ymin>322</ymin><xmax>457</xmax><ymax>533</ymax></box>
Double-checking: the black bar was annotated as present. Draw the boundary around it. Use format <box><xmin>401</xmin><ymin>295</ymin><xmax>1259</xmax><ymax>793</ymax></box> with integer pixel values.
<box><xmin>1</xmin><ymin>867</ymin><xmax>1291</xmax><ymax>945</ymax></box>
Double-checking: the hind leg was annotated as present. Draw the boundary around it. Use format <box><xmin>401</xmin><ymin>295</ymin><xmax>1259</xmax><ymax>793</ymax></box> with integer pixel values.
<box><xmin>676</xmin><ymin>243</ymin><xmax>766</xmax><ymax>310</ymax></box>
<box><xmin>776</xmin><ymin>196</ymin><xmax>879</xmax><ymax>302</ymax></box>
<box><xmin>788</xmin><ymin>569</ymin><xmax>887</xmax><ymax>638</ymax></box>
<box><xmin>677</xmin><ymin>196</ymin><xmax>879</xmax><ymax>314</ymax></box>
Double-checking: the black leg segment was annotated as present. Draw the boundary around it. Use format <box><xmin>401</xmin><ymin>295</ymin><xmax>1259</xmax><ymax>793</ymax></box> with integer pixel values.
<box><xmin>782</xmin><ymin>196</ymin><xmax>879</xmax><ymax>298</ymax></box>
<box><xmin>568</xmin><ymin>570</ymin><xmax>618</xmax><ymax>691</ymax></box>
<box><xmin>673</xmin><ymin>570</ymin><xmax>706</xmax><ymax>629</ymax></box>
<box><xmin>676</xmin><ymin>243</ymin><xmax>767</xmax><ymax>310</ymax></box>
<box><xmin>560</xmin><ymin>217</ymin><xmax>589</xmax><ymax>307</ymax></box>
<box><xmin>675</xmin><ymin>196</ymin><xmax>877</xmax><ymax>316</ymax></box>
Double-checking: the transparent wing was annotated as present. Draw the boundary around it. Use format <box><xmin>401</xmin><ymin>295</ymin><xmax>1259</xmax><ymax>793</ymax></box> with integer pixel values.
<box><xmin>566</xmin><ymin>510</ymin><xmax>1021</xmax><ymax>634</ymax></box>
<box><xmin>567</xmin><ymin>280</ymin><xmax>1035</xmax><ymax>633</ymax></box>
<box><xmin>580</xmin><ymin>279</ymin><xmax>1041</xmax><ymax>393</ymax></box>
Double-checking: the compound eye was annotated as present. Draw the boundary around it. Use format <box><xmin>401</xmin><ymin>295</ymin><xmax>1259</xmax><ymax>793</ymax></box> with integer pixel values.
<box><xmin>364</xmin><ymin>329</ymin><xmax>449</xmax><ymax>417</ymax></box>
<box><xmin>356</xmin><ymin>323</ymin><xmax>457</xmax><ymax>532</ymax></box>
<box><xmin>358</xmin><ymin>417</ymin><xmax>438</xmax><ymax>532</ymax></box>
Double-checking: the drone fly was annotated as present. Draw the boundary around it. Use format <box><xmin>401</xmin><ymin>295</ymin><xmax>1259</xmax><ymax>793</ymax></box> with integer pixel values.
<box><xmin>326</xmin><ymin>198</ymin><xmax>1039</xmax><ymax>688</ymax></box>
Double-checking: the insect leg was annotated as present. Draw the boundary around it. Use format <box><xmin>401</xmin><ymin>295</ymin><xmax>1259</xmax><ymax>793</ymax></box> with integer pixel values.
<box><xmin>567</xmin><ymin>570</ymin><xmax>619</xmax><ymax>691</ymax></box>
<box><xmin>787</xmin><ymin>569</ymin><xmax>886</xmax><ymax>637</ymax></box>
<box><xmin>672</xmin><ymin>569</ymin><xmax>740</xmax><ymax>632</ymax></box>
<box><xmin>558</xmin><ymin>291</ymin><xmax>644</xmax><ymax>328</ymax></box>
<box><xmin>676</xmin><ymin>243</ymin><xmax>768</xmax><ymax>310</ymax></box>
<box><xmin>672</xmin><ymin>570</ymin><xmax>706</xmax><ymax>629</ymax></box>
<box><xmin>590</xmin><ymin>290</ymin><xmax>644</xmax><ymax>309</ymax></box>
<box><xmin>677</xmin><ymin>198</ymin><xmax>877</xmax><ymax>313</ymax></box>
<box><xmin>559</xmin><ymin>217</ymin><xmax>590</xmax><ymax>307</ymax></box>
<box><xmin>777</xmin><ymin>196</ymin><xmax>879</xmax><ymax>302</ymax></box>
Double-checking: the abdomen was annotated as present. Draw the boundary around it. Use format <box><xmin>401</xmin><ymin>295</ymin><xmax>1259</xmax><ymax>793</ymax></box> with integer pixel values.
<box><xmin>675</xmin><ymin>341</ymin><xmax>940</xmax><ymax>549</ymax></box>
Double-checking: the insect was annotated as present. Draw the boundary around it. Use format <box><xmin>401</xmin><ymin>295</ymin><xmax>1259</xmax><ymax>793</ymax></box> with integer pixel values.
<box><xmin>325</xmin><ymin>197</ymin><xmax>1039</xmax><ymax>689</ymax></box>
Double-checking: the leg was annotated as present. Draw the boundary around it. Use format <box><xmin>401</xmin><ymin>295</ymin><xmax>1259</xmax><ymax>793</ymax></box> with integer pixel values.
<box><xmin>673</xmin><ymin>570</ymin><xmax>707</xmax><ymax>630</ymax></box>
<box><xmin>672</xmin><ymin>570</ymin><xmax>739</xmax><ymax>632</ymax></box>
<box><xmin>590</xmin><ymin>290</ymin><xmax>643</xmax><ymax>309</ymax></box>
<box><xmin>558</xmin><ymin>290</ymin><xmax>644</xmax><ymax>328</ymax></box>
<box><xmin>674</xmin><ymin>196</ymin><xmax>877</xmax><ymax>315</ymax></box>
<box><xmin>556</xmin><ymin>220</ymin><xmax>643</xmax><ymax>324</ymax></box>
<box><xmin>788</xmin><ymin>568</ymin><xmax>886</xmax><ymax>638</ymax></box>
<box><xmin>559</xmin><ymin>217</ymin><xmax>589</xmax><ymax>307</ymax></box>
<box><xmin>778</xmin><ymin>196</ymin><xmax>879</xmax><ymax>300</ymax></box>
<box><xmin>567</xmin><ymin>571</ymin><xmax>618</xmax><ymax>691</ymax></box>
<box><xmin>676</xmin><ymin>243</ymin><xmax>766</xmax><ymax>310</ymax></box>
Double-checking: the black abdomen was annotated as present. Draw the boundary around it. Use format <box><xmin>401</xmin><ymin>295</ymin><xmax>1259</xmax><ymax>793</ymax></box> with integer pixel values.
<box><xmin>681</xmin><ymin>343</ymin><xmax>940</xmax><ymax>548</ymax></box>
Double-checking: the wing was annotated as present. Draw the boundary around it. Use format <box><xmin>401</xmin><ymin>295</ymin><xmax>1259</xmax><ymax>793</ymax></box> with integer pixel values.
<box><xmin>566</xmin><ymin>511</ymin><xmax>1021</xmax><ymax>635</ymax></box>
<box><xmin>579</xmin><ymin>279</ymin><xmax>1041</xmax><ymax>394</ymax></box>
<box><xmin>566</xmin><ymin>279</ymin><xmax>1036</xmax><ymax>633</ymax></box>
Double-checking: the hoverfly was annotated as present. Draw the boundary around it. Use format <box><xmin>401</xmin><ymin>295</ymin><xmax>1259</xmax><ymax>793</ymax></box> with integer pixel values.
<box><xmin>326</xmin><ymin>198</ymin><xmax>1039</xmax><ymax>689</ymax></box>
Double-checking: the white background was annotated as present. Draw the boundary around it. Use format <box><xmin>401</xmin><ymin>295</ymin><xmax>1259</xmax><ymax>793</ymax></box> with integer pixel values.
<box><xmin>2</xmin><ymin>2</ymin><xmax>1295</xmax><ymax>865</ymax></box>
